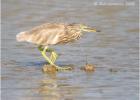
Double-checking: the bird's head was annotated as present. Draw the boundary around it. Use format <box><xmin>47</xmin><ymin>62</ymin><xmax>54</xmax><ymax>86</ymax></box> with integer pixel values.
<box><xmin>79</xmin><ymin>24</ymin><xmax>100</xmax><ymax>32</ymax></box>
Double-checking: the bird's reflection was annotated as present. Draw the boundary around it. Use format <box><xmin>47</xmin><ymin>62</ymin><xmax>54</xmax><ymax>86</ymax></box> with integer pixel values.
<box><xmin>30</xmin><ymin>68</ymin><xmax>82</xmax><ymax>100</ymax></box>
<box><xmin>38</xmin><ymin>73</ymin><xmax>61</xmax><ymax>100</ymax></box>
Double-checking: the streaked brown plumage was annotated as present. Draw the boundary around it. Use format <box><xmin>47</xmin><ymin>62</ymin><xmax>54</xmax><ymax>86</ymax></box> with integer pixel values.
<box><xmin>16</xmin><ymin>23</ymin><xmax>99</xmax><ymax>71</ymax></box>
<box><xmin>17</xmin><ymin>23</ymin><xmax>83</xmax><ymax>45</ymax></box>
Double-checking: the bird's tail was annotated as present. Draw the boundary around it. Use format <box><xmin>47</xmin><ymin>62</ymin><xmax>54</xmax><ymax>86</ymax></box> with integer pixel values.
<box><xmin>16</xmin><ymin>31</ymin><xmax>27</xmax><ymax>42</ymax></box>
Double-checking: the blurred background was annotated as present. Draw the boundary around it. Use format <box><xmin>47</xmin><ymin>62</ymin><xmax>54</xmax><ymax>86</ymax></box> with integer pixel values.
<box><xmin>1</xmin><ymin>0</ymin><xmax>139</xmax><ymax>100</ymax></box>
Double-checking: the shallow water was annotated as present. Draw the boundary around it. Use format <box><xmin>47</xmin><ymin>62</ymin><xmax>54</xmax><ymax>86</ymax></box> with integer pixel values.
<box><xmin>1</xmin><ymin>0</ymin><xmax>139</xmax><ymax>100</ymax></box>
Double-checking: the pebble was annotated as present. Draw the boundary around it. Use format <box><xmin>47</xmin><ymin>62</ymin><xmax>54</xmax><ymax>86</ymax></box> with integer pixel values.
<box><xmin>42</xmin><ymin>64</ymin><xmax>57</xmax><ymax>73</ymax></box>
<box><xmin>81</xmin><ymin>64</ymin><xmax>96</xmax><ymax>72</ymax></box>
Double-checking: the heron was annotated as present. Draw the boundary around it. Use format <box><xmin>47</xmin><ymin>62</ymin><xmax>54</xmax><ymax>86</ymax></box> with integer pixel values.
<box><xmin>16</xmin><ymin>23</ymin><xmax>100</xmax><ymax>71</ymax></box>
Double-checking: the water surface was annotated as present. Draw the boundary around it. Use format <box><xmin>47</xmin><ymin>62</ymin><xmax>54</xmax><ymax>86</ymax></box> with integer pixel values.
<box><xmin>1</xmin><ymin>0</ymin><xmax>139</xmax><ymax>100</ymax></box>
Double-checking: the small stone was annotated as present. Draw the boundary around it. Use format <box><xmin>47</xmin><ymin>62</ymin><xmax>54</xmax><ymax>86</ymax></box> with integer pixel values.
<box><xmin>109</xmin><ymin>68</ymin><xmax>118</xmax><ymax>73</ymax></box>
<box><xmin>81</xmin><ymin>64</ymin><xmax>96</xmax><ymax>72</ymax></box>
<box><xmin>42</xmin><ymin>64</ymin><xmax>57</xmax><ymax>73</ymax></box>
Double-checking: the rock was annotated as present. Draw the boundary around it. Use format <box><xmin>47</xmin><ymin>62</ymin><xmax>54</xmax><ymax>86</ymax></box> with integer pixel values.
<box><xmin>109</xmin><ymin>68</ymin><xmax>118</xmax><ymax>73</ymax></box>
<box><xmin>81</xmin><ymin>64</ymin><xmax>96</xmax><ymax>72</ymax></box>
<box><xmin>42</xmin><ymin>64</ymin><xmax>57</xmax><ymax>73</ymax></box>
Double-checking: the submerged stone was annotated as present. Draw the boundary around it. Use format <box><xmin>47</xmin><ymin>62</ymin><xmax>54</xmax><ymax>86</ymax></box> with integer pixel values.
<box><xmin>42</xmin><ymin>64</ymin><xmax>57</xmax><ymax>73</ymax></box>
<box><xmin>81</xmin><ymin>64</ymin><xmax>96</xmax><ymax>72</ymax></box>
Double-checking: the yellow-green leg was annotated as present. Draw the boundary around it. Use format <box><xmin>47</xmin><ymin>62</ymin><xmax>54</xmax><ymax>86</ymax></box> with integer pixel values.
<box><xmin>38</xmin><ymin>46</ymin><xmax>72</xmax><ymax>71</ymax></box>
<box><xmin>40</xmin><ymin>46</ymin><xmax>54</xmax><ymax>65</ymax></box>
<box><xmin>50</xmin><ymin>51</ymin><xmax>72</xmax><ymax>70</ymax></box>
<box><xmin>50</xmin><ymin>51</ymin><xmax>58</xmax><ymax>64</ymax></box>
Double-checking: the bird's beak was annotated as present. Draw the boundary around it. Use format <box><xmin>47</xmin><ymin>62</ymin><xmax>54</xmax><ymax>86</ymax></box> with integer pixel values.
<box><xmin>84</xmin><ymin>27</ymin><xmax>101</xmax><ymax>32</ymax></box>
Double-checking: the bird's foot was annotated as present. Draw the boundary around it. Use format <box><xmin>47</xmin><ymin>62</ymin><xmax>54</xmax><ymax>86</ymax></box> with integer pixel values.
<box><xmin>55</xmin><ymin>65</ymin><xmax>73</xmax><ymax>71</ymax></box>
